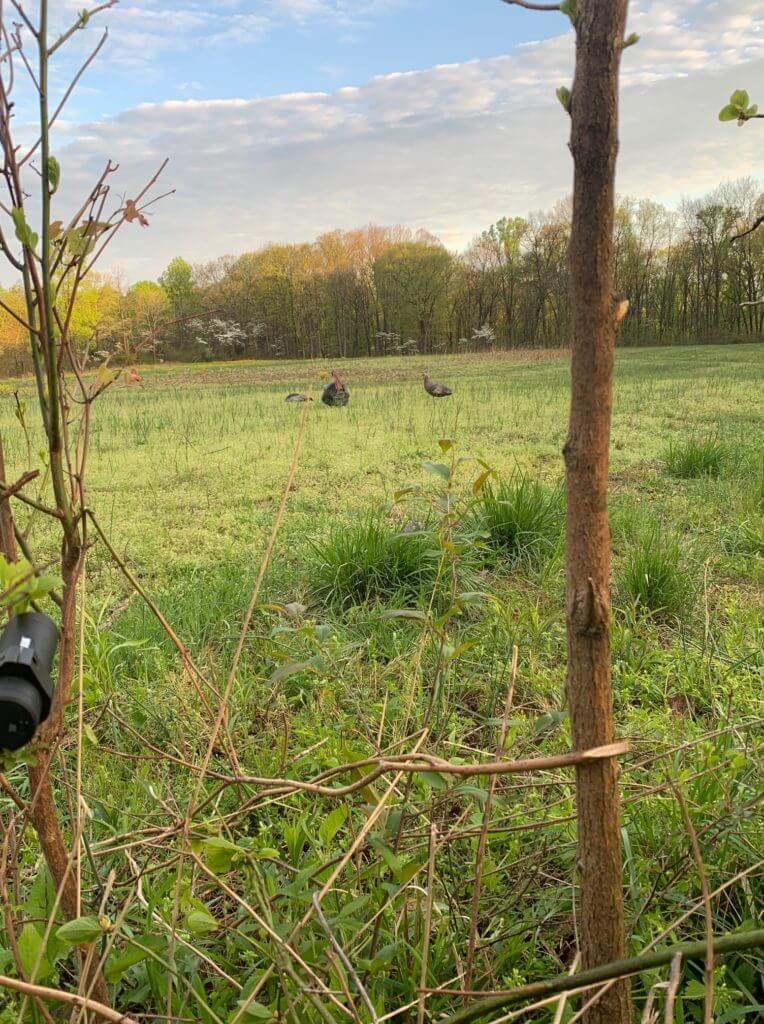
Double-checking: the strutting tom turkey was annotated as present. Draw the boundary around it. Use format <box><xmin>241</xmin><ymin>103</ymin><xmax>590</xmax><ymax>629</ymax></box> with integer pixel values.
<box><xmin>322</xmin><ymin>369</ymin><xmax>350</xmax><ymax>407</ymax></box>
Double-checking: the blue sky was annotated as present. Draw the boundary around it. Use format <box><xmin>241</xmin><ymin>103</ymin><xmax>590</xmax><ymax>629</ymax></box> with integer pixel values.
<box><xmin>64</xmin><ymin>1</ymin><xmax>569</xmax><ymax>118</ymax></box>
<box><xmin>14</xmin><ymin>0</ymin><xmax>764</xmax><ymax>279</ymax></box>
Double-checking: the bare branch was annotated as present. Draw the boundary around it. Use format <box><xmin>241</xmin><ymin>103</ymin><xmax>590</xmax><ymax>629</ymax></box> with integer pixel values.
<box><xmin>0</xmin><ymin>975</ymin><xmax>139</xmax><ymax>1024</ymax></box>
<box><xmin>730</xmin><ymin>213</ymin><xmax>764</xmax><ymax>243</ymax></box>
<box><xmin>499</xmin><ymin>0</ymin><xmax>561</xmax><ymax>10</ymax></box>
<box><xmin>48</xmin><ymin>1</ymin><xmax>118</xmax><ymax>56</ymax></box>
<box><xmin>20</xmin><ymin>28</ymin><xmax>109</xmax><ymax>167</ymax></box>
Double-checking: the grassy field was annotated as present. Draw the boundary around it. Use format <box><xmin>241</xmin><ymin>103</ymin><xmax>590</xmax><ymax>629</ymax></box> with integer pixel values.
<box><xmin>0</xmin><ymin>343</ymin><xmax>762</xmax><ymax>1022</ymax></box>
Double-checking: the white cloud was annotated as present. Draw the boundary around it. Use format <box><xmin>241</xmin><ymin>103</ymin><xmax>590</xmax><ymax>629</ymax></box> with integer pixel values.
<box><xmin>50</xmin><ymin>0</ymin><xmax>764</xmax><ymax>278</ymax></box>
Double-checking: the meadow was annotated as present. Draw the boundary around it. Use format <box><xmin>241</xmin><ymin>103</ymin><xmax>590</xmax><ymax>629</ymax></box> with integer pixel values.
<box><xmin>0</xmin><ymin>342</ymin><xmax>762</xmax><ymax>1022</ymax></box>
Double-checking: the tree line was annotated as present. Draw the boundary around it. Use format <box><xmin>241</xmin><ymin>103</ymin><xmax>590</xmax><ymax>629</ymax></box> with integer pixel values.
<box><xmin>1</xmin><ymin>177</ymin><xmax>761</xmax><ymax>373</ymax></box>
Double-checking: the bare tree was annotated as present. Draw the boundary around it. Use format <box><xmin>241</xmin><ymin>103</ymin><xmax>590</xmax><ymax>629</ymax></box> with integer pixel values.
<box><xmin>0</xmin><ymin>0</ymin><xmax>169</xmax><ymax>1003</ymax></box>
<box><xmin>501</xmin><ymin>1</ymin><xmax>633</xmax><ymax>1021</ymax></box>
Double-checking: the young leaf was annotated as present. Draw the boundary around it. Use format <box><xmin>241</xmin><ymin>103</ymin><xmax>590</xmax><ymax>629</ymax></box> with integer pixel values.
<box><xmin>730</xmin><ymin>89</ymin><xmax>750</xmax><ymax>110</ymax></box>
<box><xmin>124</xmin><ymin>199</ymin><xmax>150</xmax><ymax>227</ymax></box>
<box><xmin>46</xmin><ymin>156</ymin><xmax>61</xmax><ymax>194</ymax></box>
<box><xmin>622</xmin><ymin>32</ymin><xmax>640</xmax><ymax>48</ymax></box>
<box><xmin>56</xmin><ymin>915</ymin><xmax>104</xmax><ymax>946</ymax></box>
<box><xmin>238</xmin><ymin>1002</ymin><xmax>274</xmax><ymax>1021</ymax></box>
<box><xmin>719</xmin><ymin>104</ymin><xmax>740</xmax><ymax>122</ymax></box>
<box><xmin>185</xmin><ymin>908</ymin><xmax>218</xmax><ymax>936</ymax></box>
<box><xmin>556</xmin><ymin>86</ymin><xmax>571</xmax><ymax>113</ymax></box>
<box><xmin>105</xmin><ymin>934</ymin><xmax>165</xmax><ymax>983</ymax></box>
<box><xmin>422</xmin><ymin>460</ymin><xmax>451</xmax><ymax>481</ymax></box>
<box><xmin>18</xmin><ymin>924</ymin><xmax>53</xmax><ymax>980</ymax></box>
<box><xmin>203</xmin><ymin>836</ymin><xmax>241</xmax><ymax>873</ymax></box>
<box><xmin>438</xmin><ymin>438</ymin><xmax>454</xmax><ymax>452</ymax></box>
<box><xmin>319</xmin><ymin>804</ymin><xmax>348</xmax><ymax>846</ymax></box>
<box><xmin>472</xmin><ymin>468</ymin><xmax>496</xmax><ymax>496</ymax></box>
<box><xmin>95</xmin><ymin>363</ymin><xmax>117</xmax><ymax>391</ymax></box>
<box><xmin>380</xmin><ymin>609</ymin><xmax>427</xmax><ymax>622</ymax></box>
<box><xmin>11</xmin><ymin>207</ymin><xmax>38</xmax><ymax>251</ymax></box>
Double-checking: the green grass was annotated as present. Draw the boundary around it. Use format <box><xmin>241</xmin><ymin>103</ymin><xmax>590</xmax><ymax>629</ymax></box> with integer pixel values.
<box><xmin>663</xmin><ymin>436</ymin><xmax>729</xmax><ymax>478</ymax></box>
<box><xmin>616</xmin><ymin>526</ymin><xmax>696</xmax><ymax>621</ymax></box>
<box><xmin>474</xmin><ymin>470</ymin><xmax>564</xmax><ymax>566</ymax></box>
<box><xmin>0</xmin><ymin>342</ymin><xmax>762</xmax><ymax>1023</ymax></box>
<box><xmin>309</xmin><ymin>514</ymin><xmax>440</xmax><ymax>609</ymax></box>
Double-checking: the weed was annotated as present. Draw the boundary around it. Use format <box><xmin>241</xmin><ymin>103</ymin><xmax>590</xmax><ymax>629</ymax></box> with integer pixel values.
<box><xmin>616</xmin><ymin>527</ymin><xmax>696</xmax><ymax>621</ymax></box>
<box><xmin>663</xmin><ymin>436</ymin><xmax>728</xmax><ymax>478</ymax></box>
<box><xmin>309</xmin><ymin>514</ymin><xmax>441</xmax><ymax>609</ymax></box>
<box><xmin>474</xmin><ymin>471</ymin><xmax>564</xmax><ymax>566</ymax></box>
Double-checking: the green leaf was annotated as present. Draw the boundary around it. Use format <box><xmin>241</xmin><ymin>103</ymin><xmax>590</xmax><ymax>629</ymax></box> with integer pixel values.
<box><xmin>717</xmin><ymin>1006</ymin><xmax>764</xmax><ymax>1024</ymax></box>
<box><xmin>683</xmin><ymin>979</ymin><xmax>707</xmax><ymax>1000</ymax></box>
<box><xmin>185</xmin><ymin>908</ymin><xmax>218</xmax><ymax>936</ymax></box>
<box><xmin>730</xmin><ymin>89</ymin><xmax>750</xmax><ymax>110</ymax></box>
<box><xmin>422</xmin><ymin>460</ymin><xmax>451</xmax><ymax>481</ymax></box>
<box><xmin>397</xmin><ymin>859</ymin><xmax>425</xmax><ymax>885</ymax></box>
<box><xmin>438</xmin><ymin>438</ymin><xmax>454</xmax><ymax>452</ymax></box>
<box><xmin>559</xmin><ymin>0</ymin><xmax>577</xmax><ymax>23</ymax></box>
<box><xmin>56</xmin><ymin>915</ymin><xmax>103</xmax><ymax>946</ymax></box>
<box><xmin>719</xmin><ymin>104</ymin><xmax>740</xmax><ymax>122</ymax></box>
<box><xmin>105</xmin><ymin>934</ymin><xmax>165</xmax><ymax>983</ymax></box>
<box><xmin>745</xmin><ymin>104</ymin><xmax>758</xmax><ymax>117</ymax></box>
<box><xmin>11</xmin><ymin>207</ymin><xmax>38</xmax><ymax>251</ymax></box>
<box><xmin>236</xmin><ymin>1002</ymin><xmax>274</xmax><ymax>1021</ymax></box>
<box><xmin>556</xmin><ymin>86</ymin><xmax>571</xmax><ymax>113</ymax></box>
<box><xmin>319</xmin><ymin>804</ymin><xmax>348</xmax><ymax>846</ymax></box>
<box><xmin>472</xmin><ymin>468</ymin><xmax>495</xmax><ymax>496</ymax></box>
<box><xmin>622</xmin><ymin>32</ymin><xmax>640</xmax><ymax>48</ymax></box>
<box><xmin>368</xmin><ymin>836</ymin><xmax>403</xmax><ymax>879</ymax></box>
<box><xmin>380</xmin><ymin>609</ymin><xmax>427</xmax><ymax>622</ymax></box>
<box><xmin>84</xmin><ymin>723</ymin><xmax>98</xmax><ymax>746</ymax></box>
<box><xmin>18</xmin><ymin>924</ymin><xmax>52</xmax><ymax>980</ymax></box>
<box><xmin>46</xmin><ymin>156</ymin><xmax>61</xmax><ymax>194</ymax></box>
<box><xmin>270</xmin><ymin>658</ymin><xmax>318</xmax><ymax>684</ymax></box>
<box><xmin>419</xmin><ymin>771</ymin><xmax>448</xmax><ymax>791</ymax></box>
<box><xmin>203</xmin><ymin>836</ymin><xmax>241</xmax><ymax>873</ymax></box>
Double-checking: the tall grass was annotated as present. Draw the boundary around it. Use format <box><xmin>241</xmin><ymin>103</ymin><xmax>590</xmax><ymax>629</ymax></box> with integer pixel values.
<box><xmin>616</xmin><ymin>528</ymin><xmax>695</xmax><ymax>621</ymax></box>
<box><xmin>663</xmin><ymin>437</ymin><xmax>728</xmax><ymax>479</ymax></box>
<box><xmin>309</xmin><ymin>515</ymin><xmax>441</xmax><ymax>609</ymax></box>
<box><xmin>474</xmin><ymin>471</ymin><xmax>564</xmax><ymax>567</ymax></box>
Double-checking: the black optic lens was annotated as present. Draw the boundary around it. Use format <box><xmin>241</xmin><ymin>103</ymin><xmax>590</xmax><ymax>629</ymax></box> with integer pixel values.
<box><xmin>0</xmin><ymin>612</ymin><xmax>57</xmax><ymax>752</ymax></box>
<box><xmin>0</xmin><ymin>677</ymin><xmax>43</xmax><ymax>750</ymax></box>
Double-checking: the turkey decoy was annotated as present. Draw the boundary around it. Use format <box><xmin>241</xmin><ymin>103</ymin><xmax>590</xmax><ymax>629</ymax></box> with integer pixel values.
<box><xmin>321</xmin><ymin>369</ymin><xmax>349</xmax><ymax>407</ymax></box>
<box><xmin>423</xmin><ymin>373</ymin><xmax>452</xmax><ymax>398</ymax></box>
<box><xmin>285</xmin><ymin>393</ymin><xmax>312</xmax><ymax>403</ymax></box>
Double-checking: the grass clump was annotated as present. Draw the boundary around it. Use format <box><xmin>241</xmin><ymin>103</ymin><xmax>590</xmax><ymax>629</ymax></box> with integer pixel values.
<box><xmin>617</xmin><ymin>528</ymin><xmax>695</xmax><ymax>621</ymax></box>
<box><xmin>309</xmin><ymin>515</ymin><xmax>439</xmax><ymax>610</ymax></box>
<box><xmin>474</xmin><ymin>471</ymin><xmax>564</xmax><ymax>567</ymax></box>
<box><xmin>663</xmin><ymin>436</ymin><xmax>728</xmax><ymax>479</ymax></box>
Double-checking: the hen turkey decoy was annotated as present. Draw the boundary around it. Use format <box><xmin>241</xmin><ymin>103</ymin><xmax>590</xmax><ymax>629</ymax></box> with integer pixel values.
<box><xmin>423</xmin><ymin>373</ymin><xmax>452</xmax><ymax>398</ymax></box>
<box><xmin>321</xmin><ymin>369</ymin><xmax>350</xmax><ymax>407</ymax></box>
<box><xmin>285</xmin><ymin>393</ymin><xmax>312</xmax><ymax>403</ymax></box>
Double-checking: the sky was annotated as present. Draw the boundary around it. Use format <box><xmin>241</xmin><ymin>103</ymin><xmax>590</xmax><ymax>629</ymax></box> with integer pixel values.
<box><xmin>11</xmin><ymin>0</ymin><xmax>764</xmax><ymax>280</ymax></box>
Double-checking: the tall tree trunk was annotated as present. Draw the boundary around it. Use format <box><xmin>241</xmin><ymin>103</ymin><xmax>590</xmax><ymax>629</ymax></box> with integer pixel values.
<box><xmin>564</xmin><ymin>3</ymin><xmax>632</xmax><ymax>1024</ymax></box>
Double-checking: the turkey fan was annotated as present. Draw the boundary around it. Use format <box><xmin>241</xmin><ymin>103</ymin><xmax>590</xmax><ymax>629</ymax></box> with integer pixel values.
<box><xmin>321</xmin><ymin>369</ymin><xmax>350</xmax><ymax>407</ymax></box>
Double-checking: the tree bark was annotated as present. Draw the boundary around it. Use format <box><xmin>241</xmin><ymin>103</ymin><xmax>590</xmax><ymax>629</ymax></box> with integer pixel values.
<box><xmin>564</xmin><ymin>3</ymin><xmax>632</xmax><ymax>1024</ymax></box>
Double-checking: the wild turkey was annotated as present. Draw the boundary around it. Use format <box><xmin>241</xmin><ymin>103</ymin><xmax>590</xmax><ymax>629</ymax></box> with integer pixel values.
<box><xmin>423</xmin><ymin>373</ymin><xmax>452</xmax><ymax>398</ymax></box>
<box><xmin>321</xmin><ymin>369</ymin><xmax>349</xmax><ymax>407</ymax></box>
<box><xmin>285</xmin><ymin>393</ymin><xmax>312</xmax><ymax>403</ymax></box>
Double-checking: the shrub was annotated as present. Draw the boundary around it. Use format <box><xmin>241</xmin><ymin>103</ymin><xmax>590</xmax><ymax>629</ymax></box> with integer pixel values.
<box><xmin>616</xmin><ymin>528</ymin><xmax>695</xmax><ymax>621</ymax></box>
<box><xmin>663</xmin><ymin>437</ymin><xmax>728</xmax><ymax>479</ymax></box>
<box><xmin>474</xmin><ymin>472</ymin><xmax>564</xmax><ymax>567</ymax></box>
<box><xmin>309</xmin><ymin>515</ymin><xmax>440</xmax><ymax>610</ymax></box>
